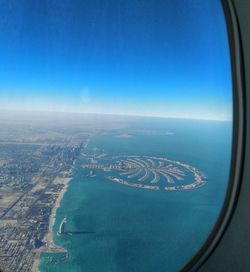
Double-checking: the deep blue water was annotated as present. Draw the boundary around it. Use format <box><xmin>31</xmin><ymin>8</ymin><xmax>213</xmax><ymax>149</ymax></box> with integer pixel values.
<box><xmin>39</xmin><ymin>118</ymin><xmax>232</xmax><ymax>272</ymax></box>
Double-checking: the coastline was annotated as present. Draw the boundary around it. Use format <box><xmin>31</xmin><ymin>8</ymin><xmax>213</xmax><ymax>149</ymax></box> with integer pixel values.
<box><xmin>32</xmin><ymin>176</ymin><xmax>72</xmax><ymax>272</ymax></box>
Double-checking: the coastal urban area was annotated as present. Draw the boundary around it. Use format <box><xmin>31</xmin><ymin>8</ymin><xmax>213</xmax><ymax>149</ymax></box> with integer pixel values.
<box><xmin>0</xmin><ymin>112</ymin><xmax>94</xmax><ymax>272</ymax></box>
<box><xmin>0</xmin><ymin>112</ymin><xmax>207</xmax><ymax>272</ymax></box>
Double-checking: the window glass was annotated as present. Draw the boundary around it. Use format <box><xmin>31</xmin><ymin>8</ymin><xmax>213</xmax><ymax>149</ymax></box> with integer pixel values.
<box><xmin>0</xmin><ymin>1</ymin><xmax>232</xmax><ymax>271</ymax></box>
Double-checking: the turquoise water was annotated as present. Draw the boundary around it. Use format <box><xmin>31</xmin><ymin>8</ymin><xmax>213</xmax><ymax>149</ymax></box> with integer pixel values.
<box><xmin>39</xmin><ymin>118</ymin><xmax>232</xmax><ymax>272</ymax></box>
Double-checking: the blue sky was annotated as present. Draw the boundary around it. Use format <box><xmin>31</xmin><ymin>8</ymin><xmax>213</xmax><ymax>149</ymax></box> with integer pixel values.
<box><xmin>0</xmin><ymin>0</ymin><xmax>232</xmax><ymax>120</ymax></box>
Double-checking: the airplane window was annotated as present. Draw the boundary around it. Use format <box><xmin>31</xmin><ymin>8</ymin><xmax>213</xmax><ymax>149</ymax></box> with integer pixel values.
<box><xmin>0</xmin><ymin>1</ymin><xmax>232</xmax><ymax>272</ymax></box>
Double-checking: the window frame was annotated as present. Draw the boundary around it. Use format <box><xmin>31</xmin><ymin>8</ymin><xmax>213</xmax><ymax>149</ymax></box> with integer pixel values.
<box><xmin>181</xmin><ymin>0</ymin><xmax>245</xmax><ymax>270</ymax></box>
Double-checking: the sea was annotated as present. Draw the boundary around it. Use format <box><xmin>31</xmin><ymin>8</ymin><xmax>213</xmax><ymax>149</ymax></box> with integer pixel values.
<box><xmin>38</xmin><ymin>117</ymin><xmax>232</xmax><ymax>272</ymax></box>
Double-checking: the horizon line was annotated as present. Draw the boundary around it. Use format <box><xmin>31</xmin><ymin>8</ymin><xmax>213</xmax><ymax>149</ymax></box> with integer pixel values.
<box><xmin>0</xmin><ymin>108</ymin><xmax>233</xmax><ymax>122</ymax></box>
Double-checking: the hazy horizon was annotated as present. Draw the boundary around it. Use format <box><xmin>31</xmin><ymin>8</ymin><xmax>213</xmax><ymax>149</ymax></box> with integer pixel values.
<box><xmin>0</xmin><ymin>108</ymin><xmax>232</xmax><ymax>122</ymax></box>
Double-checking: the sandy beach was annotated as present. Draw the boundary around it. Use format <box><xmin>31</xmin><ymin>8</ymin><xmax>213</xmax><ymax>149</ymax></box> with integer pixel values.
<box><xmin>31</xmin><ymin>176</ymin><xmax>72</xmax><ymax>272</ymax></box>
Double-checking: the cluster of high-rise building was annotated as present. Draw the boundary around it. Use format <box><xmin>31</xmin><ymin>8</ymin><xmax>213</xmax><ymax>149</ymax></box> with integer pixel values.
<box><xmin>0</xmin><ymin>139</ymin><xmax>87</xmax><ymax>272</ymax></box>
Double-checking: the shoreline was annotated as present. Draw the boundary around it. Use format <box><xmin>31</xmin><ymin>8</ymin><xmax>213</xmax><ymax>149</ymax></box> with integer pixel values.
<box><xmin>32</xmin><ymin>176</ymin><xmax>72</xmax><ymax>272</ymax></box>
